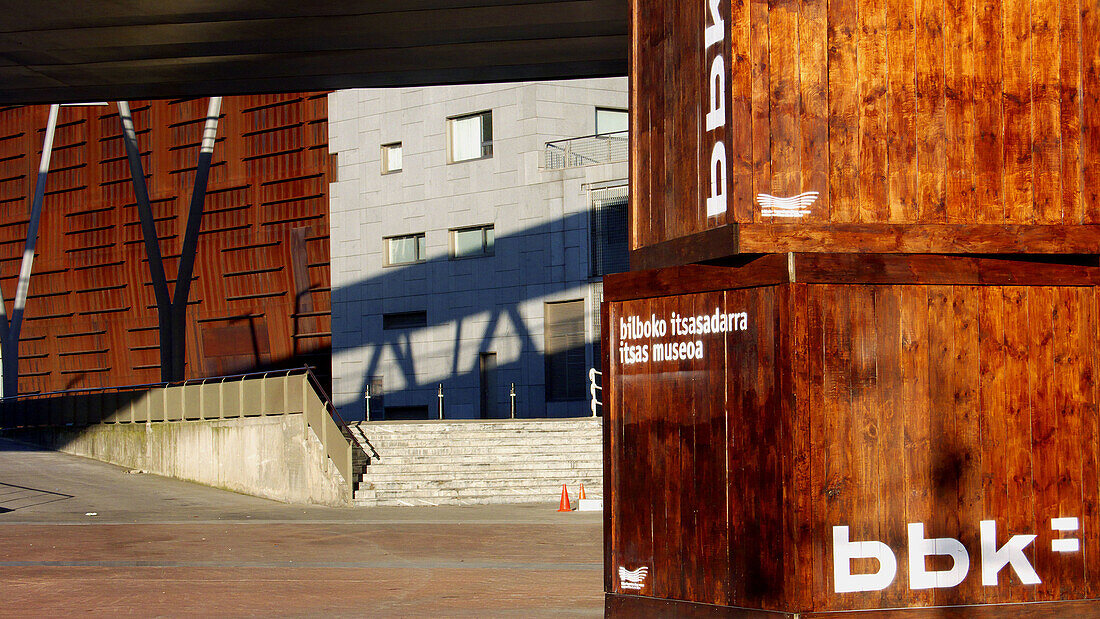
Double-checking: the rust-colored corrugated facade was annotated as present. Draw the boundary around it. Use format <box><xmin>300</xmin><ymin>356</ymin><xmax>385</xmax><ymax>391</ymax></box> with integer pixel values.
<box><xmin>0</xmin><ymin>94</ymin><xmax>331</xmax><ymax>395</ymax></box>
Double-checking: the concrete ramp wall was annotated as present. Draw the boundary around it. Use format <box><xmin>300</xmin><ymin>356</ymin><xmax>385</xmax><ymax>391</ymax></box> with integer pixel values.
<box><xmin>0</xmin><ymin>372</ymin><xmax>355</xmax><ymax>507</ymax></box>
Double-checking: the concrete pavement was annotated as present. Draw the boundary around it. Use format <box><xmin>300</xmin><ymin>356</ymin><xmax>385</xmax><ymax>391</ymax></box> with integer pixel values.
<box><xmin>0</xmin><ymin>437</ymin><xmax>604</xmax><ymax>617</ymax></box>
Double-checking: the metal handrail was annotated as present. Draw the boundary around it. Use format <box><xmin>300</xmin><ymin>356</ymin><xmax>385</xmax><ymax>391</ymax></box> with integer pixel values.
<box><xmin>0</xmin><ymin>366</ymin><xmax>310</xmax><ymax>403</ymax></box>
<box><xmin>301</xmin><ymin>366</ymin><xmax>380</xmax><ymax>462</ymax></box>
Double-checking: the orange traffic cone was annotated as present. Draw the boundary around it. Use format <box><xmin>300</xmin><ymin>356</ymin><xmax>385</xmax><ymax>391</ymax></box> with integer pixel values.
<box><xmin>579</xmin><ymin>484</ymin><xmax>587</xmax><ymax>500</ymax></box>
<box><xmin>557</xmin><ymin>484</ymin><xmax>572</xmax><ymax>512</ymax></box>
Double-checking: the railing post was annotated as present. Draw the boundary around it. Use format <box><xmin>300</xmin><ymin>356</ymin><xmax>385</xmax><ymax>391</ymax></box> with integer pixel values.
<box><xmin>589</xmin><ymin>368</ymin><xmax>602</xmax><ymax>417</ymax></box>
<box><xmin>510</xmin><ymin>383</ymin><xmax>516</xmax><ymax>419</ymax></box>
<box><xmin>437</xmin><ymin>383</ymin><xmax>444</xmax><ymax>420</ymax></box>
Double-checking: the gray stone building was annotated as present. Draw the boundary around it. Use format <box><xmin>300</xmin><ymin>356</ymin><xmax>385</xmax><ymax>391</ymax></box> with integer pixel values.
<box><xmin>327</xmin><ymin>79</ymin><xmax>628</xmax><ymax>421</ymax></box>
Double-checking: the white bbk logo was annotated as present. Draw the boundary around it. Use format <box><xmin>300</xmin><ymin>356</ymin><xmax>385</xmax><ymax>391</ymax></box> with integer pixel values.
<box><xmin>618</xmin><ymin>566</ymin><xmax>649</xmax><ymax>591</ymax></box>
<box><xmin>757</xmin><ymin>191</ymin><xmax>819</xmax><ymax>218</ymax></box>
<box><xmin>833</xmin><ymin>518</ymin><xmax>1081</xmax><ymax>593</ymax></box>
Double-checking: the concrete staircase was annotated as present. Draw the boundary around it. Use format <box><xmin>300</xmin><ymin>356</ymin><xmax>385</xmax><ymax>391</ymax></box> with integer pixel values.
<box><xmin>348</xmin><ymin>418</ymin><xmax>602</xmax><ymax>507</ymax></box>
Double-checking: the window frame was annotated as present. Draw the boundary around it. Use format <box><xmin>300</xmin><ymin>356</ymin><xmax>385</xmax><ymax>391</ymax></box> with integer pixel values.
<box><xmin>382</xmin><ymin>310</ymin><xmax>428</xmax><ymax>330</ymax></box>
<box><xmin>544</xmin><ymin>299</ymin><xmax>588</xmax><ymax>402</ymax></box>
<box><xmin>383</xmin><ymin>232</ymin><xmax>427</xmax><ymax>266</ymax></box>
<box><xmin>595</xmin><ymin>107</ymin><xmax>629</xmax><ymax>136</ymax></box>
<box><xmin>446</xmin><ymin>110</ymin><xmax>493</xmax><ymax>164</ymax></box>
<box><xmin>381</xmin><ymin>141</ymin><xmax>402</xmax><ymax>174</ymax></box>
<box><xmin>449</xmin><ymin>224</ymin><xmax>495</xmax><ymax>259</ymax></box>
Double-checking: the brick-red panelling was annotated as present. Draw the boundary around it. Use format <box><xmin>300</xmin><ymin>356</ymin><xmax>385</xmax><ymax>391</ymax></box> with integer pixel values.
<box><xmin>0</xmin><ymin>94</ymin><xmax>332</xmax><ymax>395</ymax></box>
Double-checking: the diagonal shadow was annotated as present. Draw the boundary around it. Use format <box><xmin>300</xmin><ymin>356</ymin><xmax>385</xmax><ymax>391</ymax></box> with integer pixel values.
<box><xmin>0</xmin><ymin>481</ymin><xmax>74</xmax><ymax>512</ymax></box>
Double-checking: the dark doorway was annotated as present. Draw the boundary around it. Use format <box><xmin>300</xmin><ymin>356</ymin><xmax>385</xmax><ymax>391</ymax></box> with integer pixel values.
<box><xmin>479</xmin><ymin>352</ymin><xmax>497</xmax><ymax>418</ymax></box>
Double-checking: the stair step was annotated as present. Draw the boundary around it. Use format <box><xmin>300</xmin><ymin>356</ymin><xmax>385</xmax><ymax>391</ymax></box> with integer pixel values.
<box><xmin>364</xmin><ymin>459</ymin><xmax>600</xmax><ymax>473</ymax></box>
<box><xmin>348</xmin><ymin>418</ymin><xmax>602</xmax><ymax>507</ymax></box>
<box><xmin>362</xmin><ymin>469</ymin><xmax>600</xmax><ymax>483</ymax></box>
<box><xmin>355</xmin><ymin>484</ymin><xmax>601</xmax><ymax>500</ymax></box>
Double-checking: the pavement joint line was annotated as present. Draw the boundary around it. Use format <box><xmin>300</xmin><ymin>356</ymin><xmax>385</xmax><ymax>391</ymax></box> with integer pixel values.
<box><xmin>0</xmin><ymin>560</ymin><xmax>602</xmax><ymax>571</ymax></box>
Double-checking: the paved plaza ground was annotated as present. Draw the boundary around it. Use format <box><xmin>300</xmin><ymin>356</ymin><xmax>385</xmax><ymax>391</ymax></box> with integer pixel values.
<box><xmin>0</xmin><ymin>438</ymin><xmax>603</xmax><ymax>617</ymax></box>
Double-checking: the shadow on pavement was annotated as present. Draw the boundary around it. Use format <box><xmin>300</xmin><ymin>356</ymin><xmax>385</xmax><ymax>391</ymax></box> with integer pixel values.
<box><xmin>0</xmin><ymin>481</ymin><xmax>73</xmax><ymax>512</ymax></box>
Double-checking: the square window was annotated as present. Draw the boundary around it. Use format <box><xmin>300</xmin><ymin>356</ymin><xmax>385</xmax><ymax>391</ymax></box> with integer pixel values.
<box><xmin>381</xmin><ymin>142</ymin><xmax>402</xmax><ymax>174</ymax></box>
<box><xmin>450</xmin><ymin>224</ymin><xmax>494</xmax><ymax>258</ymax></box>
<box><xmin>448</xmin><ymin>111</ymin><xmax>492</xmax><ymax>163</ymax></box>
<box><xmin>596</xmin><ymin>107</ymin><xmax>628</xmax><ymax>135</ymax></box>
<box><xmin>385</xmin><ymin>233</ymin><xmax>426</xmax><ymax>266</ymax></box>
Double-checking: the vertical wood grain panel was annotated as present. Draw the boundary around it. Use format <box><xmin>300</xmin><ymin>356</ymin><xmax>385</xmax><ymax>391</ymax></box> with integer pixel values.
<box><xmin>697</xmin><ymin>292</ymin><xmax>730</xmax><ymax>606</ymax></box>
<box><xmin>873</xmin><ymin>284</ymin><xmax>904</xmax><ymax>608</ymax></box>
<box><xmin>952</xmin><ymin>285</ymin><xmax>982</xmax><ymax>602</ymax></box>
<box><xmin>799</xmin><ymin>0</ymin><xmax>829</xmax><ymax>222</ymax></box>
<box><xmin>886</xmin><ymin>0</ymin><xmax>917</xmax><ymax>222</ymax></box>
<box><xmin>1051</xmin><ymin>287</ymin><xmax>1086</xmax><ymax>597</ymax></box>
<box><xmin>649</xmin><ymin>295</ymin><xmax>682</xmax><ymax>601</ymax></box>
<box><xmin>629</xmin><ymin>0</ymin><xmax>650</xmax><ymax>249</ymax></box>
<box><xmin>915</xmin><ymin>0</ymin><xmax>946</xmax><ymax>222</ymax></box>
<box><xmin>727</xmin><ymin>288</ymin><xmax>759</xmax><ymax>604</ymax></box>
<box><xmin>1030</xmin><ymin>0</ymin><xmax>1061</xmax><ymax>224</ymax></box>
<box><xmin>1060</xmin><ymin>0</ymin><xmax>1083</xmax><ymax>224</ymax></box>
<box><xmin>769</xmin><ymin>0</ymin><xmax>802</xmax><ymax>203</ymax></box>
<box><xmin>926</xmin><ymin>285</ymin><xmax>962</xmax><ymax>607</ymax></box>
<box><xmin>944</xmin><ymin>0</ymin><xmax>976</xmax><ymax>223</ymax></box>
<box><xmin>791</xmin><ymin>283</ymin><xmax>815</xmax><ymax>608</ymax></box>
<box><xmin>1002</xmin><ymin>1</ymin><xmax>1034</xmax><ymax>223</ymax></box>
<box><xmin>681</xmin><ymin>0</ymin><xmax>704</xmax><ymax>236</ymax></box>
<box><xmin>804</xmin><ymin>282</ymin><xmax>827</xmax><ymax>605</ymax></box>
<box><xmin>848</xmin><ymin>285</ymin><xmax>883</xmax><ymax>608</ymax></box>
<box><xmin>614</xmin><ymin>298</ymin><xmax>655</xmax><ymax>594</ymax></box>
<box><xmin>857</xmin><ymin>0</ymin><xmax>888</xmax><ymax>223</ymax></box>
<box><xmin>1083</xmin><ymin>0</ymin><xmax>1100</xmax><ymax>222</ymax></box>
<box><xmin>755</xmin><ymin>286</ymin><xmax>783</xmax><ymax>608</ymax></box>
<box><xmin>750</xmin><ymin>0</ymin><xmax>772</xmax><ymax>224</ymax></box>
<box><xmin>813</xmin><ymin>285</ymin><xmax>853</xmax><ymax>604</ymax></box>
<box><xmin>973</xmin><ymin>0</ymin><xmax>1005</xmax><ymax>223</ymax></box>
<box><xmin>1083</xmin><ymin>288</ymin><xmax>1100</xmax><ymax>596</ymax></box>
<box><xmin>977</xmin><ymin>287</ymin><xmax>1006</xmax><ymax>605</ymax></box>
<box><xmin>827</xmin><ymin>0</ymin><xmax>859</xmax><ymax>222</ymax></box>
<box><xmin>729</xmin><ymin>0</ymin><xmax>755</xmax><ymax>224</ymax></box>
<box><xmin>1027</xmin><ymin>286</ymin><xmax>1057</xmax><ymax>599</ymax></box>
<box><xmin>606</xmin><ymin>301</ymin><xmax>625</xmax><ymax>591</ymax></box>
<box><xmin>899</xmin><ymin>285</ymin><xmax>932</xmax><ymax>607</ymax></box>
<box><xmin>658</xmin><ymin>0</ymin><xmax>677</xmax><ymax>245</ymax></box>
<box><xmin>1004</xmin><ymin>287</ymin><xmax>1037</xmax><ymax>602</ymax></box>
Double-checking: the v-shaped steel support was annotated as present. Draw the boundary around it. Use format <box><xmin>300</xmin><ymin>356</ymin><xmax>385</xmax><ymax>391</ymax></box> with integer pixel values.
<box><xmin>118</xmin><ymin>98</ymin><xmax>222</xmax><ymax>383</ymax></box>
<box><xmin>0</xmin><ymin>104</ymin><xmax>60</xmax><ymax>397</ymax></box>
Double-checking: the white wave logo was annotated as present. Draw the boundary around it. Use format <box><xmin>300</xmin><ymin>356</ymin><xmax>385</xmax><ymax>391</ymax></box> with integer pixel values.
<box><xmin>618</xmin><ymin>566</ymin><xmax>649</xmax><ymax>591</ymax></box>
<box><xmin>757</xmin><ymin>191</ymin><xmax>819</xmax><ymax>218</ymax></box>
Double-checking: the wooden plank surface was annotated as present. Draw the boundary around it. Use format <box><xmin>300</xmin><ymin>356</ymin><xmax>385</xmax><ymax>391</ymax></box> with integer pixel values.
<box><xmin>943</xmin><ymin>0</ymin><xmax>975</xmax><ymax>224</ymax></box>
<box><xmin>827</xmin><ymin>0</ymin><xmax>859</xmax><ymax>223</ymax></box>
<box><xmin>856</xmin><ymin>0</ymin><xmax>888</xmax><ymax>223</ymax></box>
<box><xmin>798</xmin><ymin>0</ymin><xmax>829</xmax><ymax>223</ymax></box>
<box><xmin>607</xmin><ymin>275</ymin><xmax>1100</xmax><ymax>611</ymax></box>
<box><xmin>629</xmin><ymin>0</ymin><xmax>1095</xmax><ymax>254</ymax></box>
<box><xmin>1002</xmin><ymin>1</ymin><xmax>1034</xmax><ymax>224</ymax></box>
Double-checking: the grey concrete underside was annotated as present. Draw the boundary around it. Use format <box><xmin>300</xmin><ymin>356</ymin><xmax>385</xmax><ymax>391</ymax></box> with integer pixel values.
<box><xmin>0</xmin><ymin>1</ymin><xmax>628</xmax><ymax>105</ymax></box>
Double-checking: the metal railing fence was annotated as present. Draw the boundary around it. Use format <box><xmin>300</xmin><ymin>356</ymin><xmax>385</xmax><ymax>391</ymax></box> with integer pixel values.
<box><xmin>543</xmin><ymin>131</ymin><xmax>628</xmax><ymax>169</ymax></box>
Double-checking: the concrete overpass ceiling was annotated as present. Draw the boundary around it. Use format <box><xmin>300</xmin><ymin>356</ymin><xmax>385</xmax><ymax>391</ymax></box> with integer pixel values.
<box><xmin>0</xmin><ymin>0</ymin><xmax>628</xmax><ymax>105</ymax></box>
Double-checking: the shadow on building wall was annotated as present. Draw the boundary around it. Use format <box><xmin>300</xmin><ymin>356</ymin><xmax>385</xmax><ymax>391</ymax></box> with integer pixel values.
<box><xmin>331</xmin><ymin>207</ymin><xmax>627</xmax><ymax>422</ymax></box>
